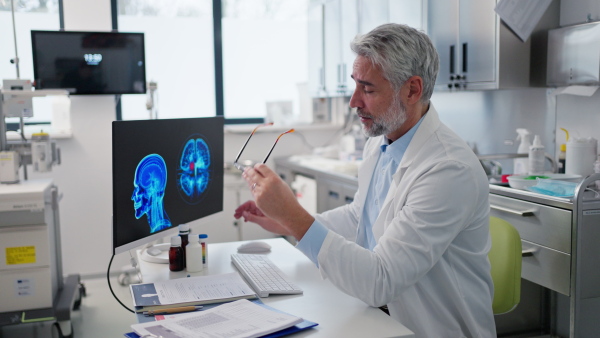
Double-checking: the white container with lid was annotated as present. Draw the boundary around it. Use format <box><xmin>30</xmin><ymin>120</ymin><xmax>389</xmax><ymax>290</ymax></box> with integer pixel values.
<box><xmin>566</xmin><ymin>137</ymin><xmax>598</xmax><ymax>177</ymax></box>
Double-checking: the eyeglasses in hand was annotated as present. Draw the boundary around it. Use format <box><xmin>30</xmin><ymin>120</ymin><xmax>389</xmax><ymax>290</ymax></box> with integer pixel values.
<box><xmin>233</xmin><ymin>123</ymin><xmax>295</xmax><ymax>171</ymax></box>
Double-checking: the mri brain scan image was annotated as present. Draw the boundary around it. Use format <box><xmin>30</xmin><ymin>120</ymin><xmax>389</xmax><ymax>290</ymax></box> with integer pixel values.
<box><xmin>178</xmin><ymin>137</ymin><xmax>211</xmax><ymax>204</ymax></box>
<box><xmin>132</xmin><ymin>154</ymin><xmax>171</xmax><ymax>233</ymax></box>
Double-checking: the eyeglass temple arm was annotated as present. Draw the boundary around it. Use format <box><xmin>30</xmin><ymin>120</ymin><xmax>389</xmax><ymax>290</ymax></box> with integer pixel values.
<box><xmin>262</xmin><ymin>129</ymin><xmax>295</xmax><ymax>164</ymax></box>
<box><xmin>233</xmin><ymin>122</ymin><xmax>274</xmax><ymax>163</ymax></box>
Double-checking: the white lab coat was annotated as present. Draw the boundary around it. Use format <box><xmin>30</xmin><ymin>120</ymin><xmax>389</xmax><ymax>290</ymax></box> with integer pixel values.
<box><xmin>313</xmin><ymin>105</ymin><xmax>496</xmax><ymax>337</ymax></box>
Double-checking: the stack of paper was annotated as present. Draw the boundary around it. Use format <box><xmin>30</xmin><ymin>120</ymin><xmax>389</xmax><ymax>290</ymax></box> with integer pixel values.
<box><xmin>130</xmin><ymin>272</ymin><xmax>256</xmax><ymax>313</ymax></box>
<box><xmin>131</xmin><ymin>299</ymin><xmax>303</xmax><ymax>338</ymax></box>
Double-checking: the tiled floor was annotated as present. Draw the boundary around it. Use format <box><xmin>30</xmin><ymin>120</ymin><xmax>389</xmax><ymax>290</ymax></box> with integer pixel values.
<box><xmin>1</xmin><ymin>276</ymin><xmax>135</xmax><ymax>338</ymax></box>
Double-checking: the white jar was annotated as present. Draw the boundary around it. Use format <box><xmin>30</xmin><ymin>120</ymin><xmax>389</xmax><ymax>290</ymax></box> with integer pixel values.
<box><xmin>566</xmin><ymin>137</ymin><xmax>598</xmax><ymax>178</ymax></box>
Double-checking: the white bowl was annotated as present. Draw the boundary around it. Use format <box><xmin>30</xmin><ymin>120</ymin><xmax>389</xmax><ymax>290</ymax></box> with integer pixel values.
<box><xmin>507</xmin><ymin>174</ymin><xmax>582</xmax><ymax>190</ymax></box>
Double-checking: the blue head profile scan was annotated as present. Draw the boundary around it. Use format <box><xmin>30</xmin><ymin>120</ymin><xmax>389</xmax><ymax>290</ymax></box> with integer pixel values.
<box><xmin>178</xmin><ymin>137</ymin><xmax>211</xmax><ymax>203</ymax></box>
<box><xmin>132</xmin><ymin>154</ymin><xmax>171</xmax><ymax>233</ymax></box>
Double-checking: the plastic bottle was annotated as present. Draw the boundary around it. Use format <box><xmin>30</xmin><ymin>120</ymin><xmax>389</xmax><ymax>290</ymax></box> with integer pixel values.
<box><xmin>199</xmin><ymin>234</ymin><xmax>208</xmax><ymax>268</ymax></box>
<box><xmin>529</xmin><ymin>135</ymin><xmax>545</xmax><ymax>175</ymax></box>
<box><xmin>168</xmin><ymin>236</ymin><xmax>184</xmax><ymax>272</ymax></box>
<box><xmin>559</xmin><ymin>128</ymin><xmax>569</xmax><ymax>174</ymax></box>
<box><xmin>178</xmin><ymin>224</ymin><xmax>190</xmax><ymax>268</ymax></box>
<box><xmin>186</xmin><ymin>234</ymin><xmax>204</xmax><ymax>273</ymax></box>
<box><xmin>558</xmin><ymin>144</ymin><xmax>566</xmax><ymax>174</ymax></box>
<box><xmin>514</xmin><ymin>129</ymin><xmax>531</xmax><ymax>175</ymax></box>
<box><xmin>594</xmin><ymin>155</ymin><xmax>600</xmax><ymax>190</ymax></box>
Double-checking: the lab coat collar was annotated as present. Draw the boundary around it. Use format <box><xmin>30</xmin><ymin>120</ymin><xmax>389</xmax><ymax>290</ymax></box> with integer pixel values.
<box><xmin>376</xmin><ymin>104</ymin><xmax>441</xmax><ymax>230</ymax></box>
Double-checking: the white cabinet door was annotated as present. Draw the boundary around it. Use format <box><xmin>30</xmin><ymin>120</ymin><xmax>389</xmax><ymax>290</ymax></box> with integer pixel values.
<box><xmin>458</xmin><ymin>0</ymin><xmax>496</xmax><ymax>84</ymax></box>
<box><xmin>427</xmin><ymin>0</ymin><xmax>459</xmax><ymax>89</ymax></box>
<box><xmin>308</xmin><ymin>0</ymin><xmax>326</xmax><ymax>97</ymax></box>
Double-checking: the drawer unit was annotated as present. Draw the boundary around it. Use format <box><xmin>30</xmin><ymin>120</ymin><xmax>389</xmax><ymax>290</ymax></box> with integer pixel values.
<box><xmin>489</xmin><ymin>194</ymin><xmax>571</xmax><ymax>253</ymax></box>
<box><xmin>521</xmin><ymin>239</ymin><xmax>571</xmax><ymax>296</ymax></box>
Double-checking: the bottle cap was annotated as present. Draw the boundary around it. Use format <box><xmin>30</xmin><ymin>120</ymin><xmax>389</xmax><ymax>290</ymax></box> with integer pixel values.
<box><xmin>199</xmin><ymin>234</ymin><xmax>208</xmax><ymax>239</ymax></box>
<box><xmin>189</xmin><ymin>233</ymin><xmax>200</xmax><ymax>243</ymax></box>
<box><xmin>171</xmin><ymin>235</ymin><xmax>182</xmax><ymax>246</ymax></box>
<box><xmin>560</xmin><ymin>144</ymin><xmax>566</xmax><ymax>152</ymax></box>
<box><xmin>178</xmin><ymin>223</ymin><xmax>190</xmax><ymax>234</ymax></box>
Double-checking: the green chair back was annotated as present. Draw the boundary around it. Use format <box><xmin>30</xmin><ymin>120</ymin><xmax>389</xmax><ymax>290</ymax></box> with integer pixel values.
<box><xmin>488</xmin><ymin>216</ymin><xmax>522</xmax><ymax>314</ymax></box>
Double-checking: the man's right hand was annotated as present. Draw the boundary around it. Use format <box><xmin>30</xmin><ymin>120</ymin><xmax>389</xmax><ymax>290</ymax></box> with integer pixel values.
<box><xmin>234</xmin><ymin>200</ymin><xmax>293</xmax><ymax>237</ymax></box>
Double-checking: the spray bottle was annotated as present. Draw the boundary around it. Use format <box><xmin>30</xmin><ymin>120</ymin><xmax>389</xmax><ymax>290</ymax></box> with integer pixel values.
<box><xmin>529</xmin><ymin>135</ymin><xmax>545</xmax><ymax>175</ymax></box>
<box><xmin>514</xmin><ymin>129</ymin><xmax>531</xmax><ymax>175</ymax></box>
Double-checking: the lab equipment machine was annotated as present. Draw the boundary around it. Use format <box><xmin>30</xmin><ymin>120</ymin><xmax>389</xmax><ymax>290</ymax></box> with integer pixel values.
<box><xmin>0</xmin><ymin>179</ymin><xmax>82</xmax><ymax>337</ymax></box>
<box><xmin>0</xmin><ymin>79</ymin><xmax>67</xmax><ymax>183</ymax></box>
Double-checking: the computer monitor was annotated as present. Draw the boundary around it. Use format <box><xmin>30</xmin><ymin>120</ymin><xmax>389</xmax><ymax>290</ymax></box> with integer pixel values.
<box><xmin>112</xmin><ymin>117</ymin><xmax>224</xmax><ymax>256</ymax></box>
<box><xmin>31</xmin><ymin>30</ymin><xmax>146</xmax><ymax>95</ymax></box>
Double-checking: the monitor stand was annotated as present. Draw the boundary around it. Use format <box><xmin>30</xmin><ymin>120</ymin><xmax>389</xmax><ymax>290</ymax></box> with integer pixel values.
<box><xmin>140</xmin><ymin>242</ymin><xmax>170</xmax><ymax>264</ymax></box>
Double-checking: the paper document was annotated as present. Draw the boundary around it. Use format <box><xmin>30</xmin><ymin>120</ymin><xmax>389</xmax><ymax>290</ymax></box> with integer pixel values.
<box><xmin>494</xmin><ymin>0</ymin><xmax>552</xmax><ymax>42</ymax></box>
<box><xmin>130</xmin><ymin>272</ymin><xmax>256</xmax><ymax>312</ymax></box>
<box><xmin>131</xmin><ymin>299</ymin><xmax>303</xmax><ymax>338</ymax></box>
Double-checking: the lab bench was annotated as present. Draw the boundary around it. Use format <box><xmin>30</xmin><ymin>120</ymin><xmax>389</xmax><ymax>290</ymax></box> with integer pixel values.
<box><xmin>276</xmin><ymin>156</ymin><xmax>600</xmax><ymax>337</ymax></box>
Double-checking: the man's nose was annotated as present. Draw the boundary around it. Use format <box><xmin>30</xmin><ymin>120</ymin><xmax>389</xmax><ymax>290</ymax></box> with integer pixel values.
<box><xmin>349</xmin><ymin>89</ymin><xmax>362</xmax><ymax>109</ymax></box>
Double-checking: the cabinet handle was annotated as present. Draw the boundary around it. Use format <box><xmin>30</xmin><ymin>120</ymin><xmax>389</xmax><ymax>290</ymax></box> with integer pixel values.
<box><xmin>522</xmin><ymin>249</ymin><xmax>536</xmax><ymax>257</ymax></box>
<box><xmin>345</xmin><ymin>196</ymin><xmax>354</xmax><ymax>204</ymax></box>
<box><xmin>449</xmin><ymin>45</ymin><xmax>455</xmax><ymax>75</ymax></box>
<box><xmin>329</xmin><ymin>191</ymin><xmax>339</xmax><ymax>199</ymax></box>
<box><xmin>462</xmin><ymin>43</ymin><xmax>468</xmax><ymax>73</ymax></box>
<box><xmin>490</xmin><ymin>204</ymin><xmax>535</xmax><ymax>217</ymax></box>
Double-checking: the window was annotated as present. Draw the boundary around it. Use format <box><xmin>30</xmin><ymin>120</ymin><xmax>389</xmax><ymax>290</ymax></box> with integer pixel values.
<box><xmin>117</xmin><ymin>0</ymin><xmax>309</xmax><ymax>123</ymax></box>
<box><xmin>117</xmin><ymin>0</ymin><xmax>215</xmax><ymax>120</ymax></box>
<box><xmin>1</xmin><ymin>0</ymin><xmax>60</xmax><ymax>128</ymax></box>
<box><xmin>222</xmin><ymin>0</ymin><xmax>309</xmax><ymax>123</ymax></box>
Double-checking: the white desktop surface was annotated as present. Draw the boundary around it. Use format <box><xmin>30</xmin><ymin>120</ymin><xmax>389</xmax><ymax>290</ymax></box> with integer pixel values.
<box><xmin>137</xmin><ymin>237</ymin><xmax>414</xmax><ymax>338</ymax></box>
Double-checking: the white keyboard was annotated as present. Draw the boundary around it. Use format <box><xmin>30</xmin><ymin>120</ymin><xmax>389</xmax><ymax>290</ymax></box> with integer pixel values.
<box><xmin>231</xmin><ymin>254</ymin><xmax>303</xmax><ymax>298</ymax></box>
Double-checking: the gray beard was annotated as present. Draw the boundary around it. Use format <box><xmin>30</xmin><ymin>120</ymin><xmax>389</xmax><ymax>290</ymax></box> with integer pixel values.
<box><xmin>360</xmin><ymin>96</ymin><xmax>407</xmax><ymax>138</ymax></box>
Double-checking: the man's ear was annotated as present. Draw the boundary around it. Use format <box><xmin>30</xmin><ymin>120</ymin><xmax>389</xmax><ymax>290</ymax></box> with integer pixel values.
<box><xmin>404</xmin><ymin>76</ymin><xmax>423</xmax><ymax>105</ymax></box>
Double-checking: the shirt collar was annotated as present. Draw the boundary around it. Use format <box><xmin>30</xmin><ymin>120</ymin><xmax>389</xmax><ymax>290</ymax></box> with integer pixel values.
<box><xmin>379</xmin><ymin>115</ymin><xmax>426</xmax><ymax>160</ymax></box>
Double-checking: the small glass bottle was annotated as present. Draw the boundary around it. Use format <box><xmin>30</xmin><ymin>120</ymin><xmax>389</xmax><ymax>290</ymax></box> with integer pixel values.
<box><xmin>186</xmin><ymin>234</ymin><xmax>204</xmax><ymax>273</ymax></box>
<box><xmin>199</xmin><ymin>234</ymin><xmax>208</xmax><ymax>268</ymax></box>
<box><xmin>169</xmin><ymin>236</ymin><xmax>184</xmax><ymax>272</ymax></box>
<box><xmin>178</xmin><ymin>224</ymin><xmax>190</xmax><ymax>268</ymax></box>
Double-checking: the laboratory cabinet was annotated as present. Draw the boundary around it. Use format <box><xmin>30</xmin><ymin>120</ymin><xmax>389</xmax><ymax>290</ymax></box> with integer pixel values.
<box><xmin>490</xmin><ymin>174</ymin><xmax>600</xmax><ymax>337</ymax></box>
<box><xmin>308</xmin><ymin>0</ymin><xmax>358</xmax><ymax>98</ymax></box>
<box><xmin>426</xmin><ymin>0</ymin><xmax>530</xmax><ymax>91</ymax></box>
<box><xmin>275</xmin><ymin>157</ymin><xmax>358</xmax><ymax>214</ymax></box>
<box><xmin>307</xmin><ymin>0</ymin><xmax>424</xmax><ymax>98</ymax></box>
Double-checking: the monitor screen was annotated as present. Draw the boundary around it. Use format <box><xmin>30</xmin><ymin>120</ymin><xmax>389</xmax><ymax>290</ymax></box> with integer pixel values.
<box><xmin>31</xmin><ymin>30</ymin><xmax>146</xmax><ymax>95</ymax></box>
<box><xmin>112</xmin><ymin>117</ymin><xmax>224</xmax><ymax>255</ymax></box>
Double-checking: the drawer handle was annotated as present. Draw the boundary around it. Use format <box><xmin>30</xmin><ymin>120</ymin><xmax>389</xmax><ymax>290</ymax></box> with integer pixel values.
<box><xmin>490</xmin><ymin>204</ymin><xmax>535</xmax><ymax>217</ymax></box>
<box><xmin>522</xmin><ymin>249</ymin><xmax>536</xmax><ymax>257</ymax></box>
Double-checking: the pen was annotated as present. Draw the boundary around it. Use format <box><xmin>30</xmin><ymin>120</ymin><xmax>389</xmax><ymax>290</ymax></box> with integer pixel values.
<box><xmin>144</xmin><ymin>305</ymin><xmax>203</xmax><ymax>316</ymax></box>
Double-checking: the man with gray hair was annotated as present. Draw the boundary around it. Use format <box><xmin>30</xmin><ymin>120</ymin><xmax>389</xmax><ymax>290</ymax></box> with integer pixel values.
<box><xmin>235</xmin><ymin>23</ymin><xmax>496</xmax><ymax>337</ymax></box>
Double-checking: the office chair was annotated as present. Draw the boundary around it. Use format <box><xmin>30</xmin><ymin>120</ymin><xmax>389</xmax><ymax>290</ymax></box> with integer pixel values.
<box><xmin>488</xmin><ymin>216</ymin><xmax>522</xmax><ymax>314</ymax></box>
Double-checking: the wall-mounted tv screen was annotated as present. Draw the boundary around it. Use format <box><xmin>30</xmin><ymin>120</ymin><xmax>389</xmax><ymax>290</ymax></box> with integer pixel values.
<box><xmin>31</xmin><ymin>30</ymin><xmax>146</xmax><ymax>95</ymax></box>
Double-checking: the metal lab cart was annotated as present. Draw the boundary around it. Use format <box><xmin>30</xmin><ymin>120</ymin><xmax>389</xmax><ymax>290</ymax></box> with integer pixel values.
<box><xmin>0</xmin><ymin>179</ymin><xmax>82</xmax><ymax>338</ymax></box>
<box><xmin>490</xmin><ymin>173</ymin><xmax>600</xmax><ymax>337</ymax></box>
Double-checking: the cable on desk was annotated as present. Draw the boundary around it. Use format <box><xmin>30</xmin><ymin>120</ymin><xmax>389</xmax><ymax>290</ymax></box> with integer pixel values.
<box><xmin>107</xmin><ymin>253</ymin><xmax>135</xmax><ymax>313</ymax></box>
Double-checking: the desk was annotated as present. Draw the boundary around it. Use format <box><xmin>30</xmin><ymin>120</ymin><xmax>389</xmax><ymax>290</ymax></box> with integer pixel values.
<box><xmin>138</xmin><ymin>238</ymin><xmax>414</xmax><ymax>338</ymax></box>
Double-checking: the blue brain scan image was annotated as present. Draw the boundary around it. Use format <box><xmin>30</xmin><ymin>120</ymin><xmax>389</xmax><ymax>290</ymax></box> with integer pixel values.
<box><xmin>178</xmin><ymin>136</ymin><xmax>211</xmax><ymax>204</ymax></box>
<box><xmin>132</xmin><ymin>154</ymin><xmax>171</xmax><ymax>233</ymax></box>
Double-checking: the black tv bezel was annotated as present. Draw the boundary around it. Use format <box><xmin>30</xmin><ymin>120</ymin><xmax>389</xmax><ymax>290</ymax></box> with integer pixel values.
<box><xmin>31</xmin><ymin>30</ymin><xmax>147</xmax><ymax>95</ymax></box>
